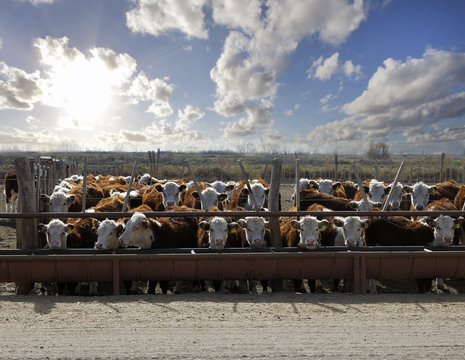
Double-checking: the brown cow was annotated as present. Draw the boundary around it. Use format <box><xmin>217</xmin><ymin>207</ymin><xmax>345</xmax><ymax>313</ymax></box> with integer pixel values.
<box><xmin>3</xmin><ymin>172</ymin><xmax>18</xmax><ymax>213</ymax></box>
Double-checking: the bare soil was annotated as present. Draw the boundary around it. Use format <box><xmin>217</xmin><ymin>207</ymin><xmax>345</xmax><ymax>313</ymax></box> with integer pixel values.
<box><xmin>2</xmin><ymin>184</ymin><xmax>465</xmax><ymax>359</ymax></box>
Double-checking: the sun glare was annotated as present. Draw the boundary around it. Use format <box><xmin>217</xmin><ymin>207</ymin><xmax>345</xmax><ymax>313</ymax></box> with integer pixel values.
<box><xmin>53</xmin><ymin>57</ymin><xmax>112</xmax><ymax>123</ymax></box>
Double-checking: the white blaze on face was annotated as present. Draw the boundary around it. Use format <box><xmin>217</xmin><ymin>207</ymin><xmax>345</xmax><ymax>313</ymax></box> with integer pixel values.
<box><xmin>40</xmin><ymin>219</ymin><xmax>73</xmax><ymax>249</ymax></box>
<box><xmin>159</xmin><ymin>181</ymin><xmax>184</xmax><ymax>208</ymax></box>
<box><xmin>138</xmin><ymin>173</ymin><xmax>152</xmax><ymax>184</ymax></box>
<box><xmin>118</xmin><ymin>212</ymin><xmax>154</xmax><ymax>249</ymax></box>
<box><xmin>201</xmin><ymin>217</ymin><xmax>233</xmax><ymax>250</ymax></box>
<box><xmin>48</xmin><ymin>190</ymin><xmax>75</xmax><ymax>212</ymax></box>
<box><xmin>406</xmin><ymin>181</ymin><xmax>434</xmax><ymax>211</ymax></box>
<box><xmin>350</xmin><ymin>198</ymin><xmax>381</xmax><ymax>212</ymax></box>
<box><xmin>199</xmin><ymin>188</ymin><xmax>226</xmax><ymax>210</ymax></box>
<box><xmin>291</xmin><ymin>216</ymin><xmax>328</xmax><ymax>250</ymax></box>
<box><xmin>95</xmin><ymin>219</ymin><xmax>123</xmax><ymax>250</ymax></box>
<box><xmin>317</xmin><ymin>179</ymin><xmax>334</xmax><ymax>195</ymax></box>
<box><xmin>238</xmin><ymin>217</ymin><xmax>269</xmax><ymax>248</ymax></box>
<box><xmin>368</xmin><ymin>180</ymin><xmax>386</xmax><ymax>203</ymax></box>
<box><xmin>210</xmin><ymin>180</ymin><xmax>227</xmax><ymax>194</ymax></box>
<box><xmin>425</xmin><ymin>215</ymin><xmax>458</xmax><ymax>247</ymax></box>
<box><xmin>334</xmin><ymin>217</ymin><xmax>369</xmax><ymax>248</ymax></box>
<box><xmin>386</xmin><ymin>182</ymin><xmax>404</xmax><ymax>210</ymax></box>
<box><xmin>245</xmin><ymin>183</ymin><xmax>268</xmax><ymax>210</ymax></box>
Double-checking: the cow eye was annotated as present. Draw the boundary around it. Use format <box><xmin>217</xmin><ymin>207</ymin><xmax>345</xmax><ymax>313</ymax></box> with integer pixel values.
<box><xmin>437</xmin><ymin>226</ymin><xmax>442</xmax><ymax>231</ymax></box>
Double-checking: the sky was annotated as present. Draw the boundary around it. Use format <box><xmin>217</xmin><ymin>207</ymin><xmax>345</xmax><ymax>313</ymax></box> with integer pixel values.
<box><xmin>0</xmin><ymin>0</ymin><xmax>465</xmax><ymax>154</ymax></box>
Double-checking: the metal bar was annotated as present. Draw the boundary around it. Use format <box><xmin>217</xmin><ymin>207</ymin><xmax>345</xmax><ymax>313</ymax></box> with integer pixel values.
<box><xmin>238</xmin><ymin>160</ymin><xmax>259</xmax><ymax>210</ymax></box>
<box><xmin>382</xmin><ymin>161</ymin><xmax>405</xmax><ymax>211</ymax></box>
<box><xmin>122</xmin><ymin>160</ymin><xmax>138</xmax><ymax>212</ymax></box>
<box><xmin>185</xmin><ymin>160</ymin><xmax>206</xmax><ymax>210</ymax></box>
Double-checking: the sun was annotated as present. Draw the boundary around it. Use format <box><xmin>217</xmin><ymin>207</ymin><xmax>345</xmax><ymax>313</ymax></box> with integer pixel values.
<box><xmin>52</xmin><ymin>57</ymin><xmax>112</xmax><ymax>122</ymax></box>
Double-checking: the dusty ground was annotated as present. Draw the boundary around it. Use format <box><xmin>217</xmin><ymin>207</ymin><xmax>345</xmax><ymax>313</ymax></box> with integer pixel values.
<box><xmin>2</xmin><ymin>184</ymin><xmax>465</xmax><ymax>359</ymax></box>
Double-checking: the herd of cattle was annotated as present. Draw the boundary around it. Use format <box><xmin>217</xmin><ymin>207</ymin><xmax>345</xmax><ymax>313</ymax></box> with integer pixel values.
<box><xmin>3</xmin><ymin>171</ymin><xmax>465</xmax><ymax>295</ymax></box>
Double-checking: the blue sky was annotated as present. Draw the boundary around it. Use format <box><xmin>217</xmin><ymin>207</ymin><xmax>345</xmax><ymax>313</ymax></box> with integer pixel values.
<box><xmin>1</xmin><ymin>0</ymin><xmax>465</xmax><ymax>154</ymax></box>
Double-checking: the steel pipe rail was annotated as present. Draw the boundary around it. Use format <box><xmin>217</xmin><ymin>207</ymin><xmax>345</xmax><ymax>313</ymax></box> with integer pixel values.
<box><xmin>0</xmin><ymin>210</ymin><xmax>464</xmax><ymax>219</ymax></box>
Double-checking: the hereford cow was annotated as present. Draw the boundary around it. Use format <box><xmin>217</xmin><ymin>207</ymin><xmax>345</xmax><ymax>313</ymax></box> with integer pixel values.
<box><xmin>228</xmin><ymin>180</ymin><xmax>270</xmax><ymax>210</ymax></box>
<box><xmin>4</xmin><ymin>172</ymin><xmax>18</xmax><ymax>213</ymax></box>
<box><xmin>404</xmin><ymin>180</ymin><xmax>460</xmax><ymax>211</ymax></box>
<box><xmin>454</xmin><ymin>185</ymin><xmax>465</xmax><ymax>211</ymax></box>
<box><xmin>280</xmin><ymin>211</ymin><xmax>329</xmax><ymax>293</ymax></box>
<box><xmin>118</xmin><ymin>211</ymin><xmax>197</xmax><ymax>294</ymax></box>
<box><xmin>154</xmin><ymin>181</ymin><xmax>187</xmax><ymax>209</ymax></box>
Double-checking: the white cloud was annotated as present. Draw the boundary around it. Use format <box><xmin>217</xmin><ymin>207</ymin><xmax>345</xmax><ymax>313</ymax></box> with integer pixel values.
<box><xmin>25</xmin><ymin>115</ymin><xmax>40</xmax><ymax>130</ymax></box>
<box><xmin>126</xmin><ymin>0</ymin><xmax>208</xmax><ymax>39</ymax></box>
<box><xmin>0</xmin><ymin>38</ymin><xmax>3</xmax><ymax>49</ymax></box>
<box><xmin>0</xmin><ymin>128</ymin><xmax>60</xmax><ymax>146</ymax></box>
<box><xmin>127</xmin><ymin>72</ymin><xmax>174</xmax><ymax>117</ymax></box>
<box><xmin>304</xmin><ymin>49</ymin><xmax>465</xmax><ymax>150</ymax></box>
<box><xmin>211</xmin><ymin>0</ymin><xmax>262</xmax><ymax>35</ymax></box>
<box><xmin>406</xmin><ymin>124</ymin><xmax>465</xmax><ymax>144</ymax></box>
<box><xmin>0</xmin><ymin>62</ymin><xmax>43</xmax><ymax>110</ymax></box>
<box><xmin>308</xmin><ymin>52</ymin><xmax>361</xmax><ymax>80</ymax></box>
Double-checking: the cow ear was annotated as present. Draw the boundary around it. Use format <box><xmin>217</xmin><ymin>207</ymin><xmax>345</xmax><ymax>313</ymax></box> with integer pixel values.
<box><xmin>430</xmin><ymin>186</ymin><xmax>437</xmax><ymax>195</ymax></box>
<box><xmin>385</xmin><ymin>186</ymin><xmax>391</xmax><ymax>194</ymax></box>
<box><xmin>155</xmin><ymin>184</ymin><xmax>163</xmax><ymax>192</ymax></box>
<box><xmin>65</xmin><ymin>224</ymin><xmax>74</xmax><ymax>234</ymax></box>
<box><xmin>66</xmin><ymin>195</ymin><xmax>76</xmax><ymax>205</ymax></box>
<box><xmin>290</xmin><ymin>220</ymin><xmax>301</xmax><ymax>230</ymax></box>
<box><xmin>192</xmin><ymin>191</ymin><xmax>199</xmax><ymax>199</ymax></box>
<box><xmin>40</xmin><ymin>194</ymin><xmax>50</xmax><ymax>202</ymax></box>
<box><xmin>403</xmin><ymin>185</ymin><xmax>413</xmax><ymax>193</ymax></box>
<box><xmin>225</xmin><ymin>184</ymin><xmax>235</xmax><ymax>192</ymax></box>
<box><xmin>349</xmin><ymin>201</ymin><xmax>359</xmax><ymax>209</ymax></box>
<box><xmin>237</xmin><ymin>219</ymin><xmax>247</xmax><ymax>228</ymax></box>
<box><xmin>333</xmin><ymin>218</ymin><xmax>344</xmax><ymax>227</ymax></box>
<box><xmin>218</xmin><ymin>193</ymin><xmax>227</xmax><ymax>201</ymax></box>
<box><xmin>117</xmin><ymin>223</ymin><xmax>125</xmax><ymax>233</ymax></box>
<box><xmin>362</xmin><ymin>219</ymin><xmax>371</xmax><ymax>229</ymax></box>
<box><xmin>241</xmin><ymin>188</ymin><xmax>249</xmax><ymax>195</ymax></box>
<box><xmin>142</xmin><ymin>219</ymin><xmax>150</xmax><ymax>229</ymax></box>
<box><xmin>264</xmin><ymin>188</ymin><xmax>270</xmax><ymax>195</ymax></box>
<box><xmin>454</xmin><ymin>219</ymin><xmax>461</xmax><ymax>229</ymax></box>
<box><xmin>38</xmin><ymin>223</ymin><xmax>47</xmax><ymax>233</ymax></box>
<box><xmin>179</xmin><ymin>184</ymin><xmax>187</xmax><ymax>193</ymax></box>
<box><xmin>319</xmin><ymin>219</ymin><xmax>329</xmax><ymax>231</ymax></box>
<box><xmin>333</xmin><ymin>182</ymin><xmax>341</xmax><ymax>190</ymax></box>
<box><xmin>228</xmin><ymin>222</ymin><xmax>238</xmax><ymax>233</ymax></box>
<box><xmin>264</xmin><ymin>220</ymin><xmax>271</xmax><ymax>229</ymax></box>
<box><xmin>199</xmin><ymin>221</ymin><xmax>210</xmax><ymax>231</ymax></box>
<box><xmin>423</xmin><ymin>216</ymin><xmax>436</xmax><ymax>227</ymax></box>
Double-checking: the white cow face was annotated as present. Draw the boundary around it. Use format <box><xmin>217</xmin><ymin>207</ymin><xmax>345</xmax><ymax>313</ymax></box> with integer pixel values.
<box><xmin>155</xmin><ymin>181</ymin><xmax>186</xmax><ymax>209</ymax></box>
<box><xmin>316</xmin><ymin>179</ymin><xmax>340</xmax><ymax>195</ymax></box>
<box><xmin>333</xmin><ymin>217</ymin><xmax>369</xmax><ymax>248</ymax></box>
<box><xmin>194</xmin><ymin>188</ymin><xmax>228</xmax><ymax>210</ymax></box>
<box><xmin>349</xmin><ymin>198</ymin><xmax>382</xmax><ymax>212</ymax></box>
<box><xmin>118</xmin><ymin>212</ymin><xmax>154</xmax><ymax>249</ymax></box>
<box><xmin>404</xmin><ymin>182</ymin><xmax>436</xmax><ymax>211</ymax></box>
<box><xmin>199</xmin><ymin>217</ymin><xmax>238</xmax><ymax>250</ymax></box>
<box><xmin>423</xmin><ymin>215</ymin><xmax>460</xmax><ymax>246</ymax></box>
<box><xmin>38</xmin><ymin>219</ymin><xmax>74</xmax><ymax>249</ymax></box>
<box><xmin>291</xmin><ymin>216</ymin><xmax>329</xmax><ymax>249</ymax></box>
<box><xmin>245</xmin><ymin>183</ymin><xmax>269</xmax><ymax>210</ymax></box>
<box><xmin>238</xmin><ymin>217</ymin><xmax>270</xmax><ymax>248</ymax></box>
<box><xmin>41</xmin><ymin>191</ymin><xmax>76</xmax><ymax>212</ymax></box>
<box><xmin>385</xmin><ymin>182</ymin><xmax>404</xmax><ymax>210</ymax></box>
<box><xmin>95</xmin><ymin>219</ymin><xmax>124</xmax><ymax>250</ymax></box>
<box><xmin>367</xmin><ymin>180</ymin><xmax>388</xmax><ymax>203</ymax></box>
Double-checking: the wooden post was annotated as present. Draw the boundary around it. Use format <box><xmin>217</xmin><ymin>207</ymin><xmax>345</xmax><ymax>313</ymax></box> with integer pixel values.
<box><xmin>238</xmin><ymin>160</ymin><xmax>259</xmax><ymax>210</ymax></box>
<box><xmin>186</xmin><ymin>160</ymin><xmax>206</xmax><ymax>210</ymax></box>
<box><xmin>334</xmin><ymin>153</ymin><xmax>338</xmax><ymax>181</ymax></box>
<box><xmin>14</xmin><ymin>157</ymin><xmax>38</xmax><ymax>295</ymax></box>
<box><xmin>269</xmin><ymin>158</ymin><xmax>283</xmax><ymax>291</ymax></box>
<box><xmin>382</xmin><ymin>161</ymin><xmax>404</xmax><ymax>211</ymax></box>
<box><xmin>295</xmin><ymin>158</ymin><xmax>301</xmax><ymax>220</ymax></box>
<box><xmin>155</xmin><ymin>148</ymin><xmax>161</xmax><ymax>178</ymax></box>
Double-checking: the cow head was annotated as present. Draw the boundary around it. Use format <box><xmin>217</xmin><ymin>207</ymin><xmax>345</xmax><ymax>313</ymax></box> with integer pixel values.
<box><xmin>237</xmin><ymin>217</ymin><xmax>270</xmax><ymax>248</ymax></box>
<box><xmin>244</xmin><ymin>183</ymin><xmax>269</xmax><ymax>210</ymax></box>
<box><xmin>95</xmin><ymin>219</ymin><xmax>124</xmax><ymax>250</ymax></box>
<box><xmin>366</xmin><ymin>180</ymin><xmax>388</xmax><ymax>204</ymax></box>
<box><xmin>155</xmin><ymin>181</ymin><xmax>186</xmax><ymax>209</ymax></box>
<box><xmin>422</xmin><ymin>215</ymin><xmax>461</xmax><ymax>247</ymax></box>
<box><xmin>118</xmin><ymin>212</ymin><xmax>154</xmax><ymax>249</ymax></box>
<box><xmin>385</xmin><ymin>182</ymin><xmax>404</xmax><ymax>210</ymax></box>
<box><xmin>193</xmin><ymin>187</ymin><xmax>228</xmax><ymax>210</ymax></box>
<box><xmin>349</xmin><ymin>198</ymin><xmax>383</xmax><ymax>212</ymax></box>
<box><xmin>333</xmin><ymin>216</ymin><xmax>370</xmax><ymax>248</ymax></box>
<box><xmin>199</xmin><ymin>217</ymin><xmax>238</xmax><ymax>250</ymax></box>
<box><xmin>41</xmin><ymin>191</ymin><xmax>76</xmax><ymax>212</ymax></box>
<box><xmin>38</xmin><ymin>219</ymin><xmax>74</xmax><ymax>249</ymax></box>
<box><xmin>291</xmin><ymin>216</ymin><xmax>329</xmax><ymax>250</ymax></box>
<box><xmin>404</xmin><ymin>182</ymin><xmax>436</xmax><ymax>211</ymax></box>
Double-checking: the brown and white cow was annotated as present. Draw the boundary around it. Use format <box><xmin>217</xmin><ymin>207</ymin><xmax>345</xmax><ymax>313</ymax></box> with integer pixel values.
<box><xmin>3</xmin><ymin>172</ymin><xmax>18</xmax><ymax>213</ymax></box>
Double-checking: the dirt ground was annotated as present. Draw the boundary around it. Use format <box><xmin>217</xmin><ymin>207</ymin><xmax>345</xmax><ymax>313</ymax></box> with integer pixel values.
<box><xmin>2</xmin><ymin>184</ymin><xmax>465</xmax><ymax>359</ymax></box>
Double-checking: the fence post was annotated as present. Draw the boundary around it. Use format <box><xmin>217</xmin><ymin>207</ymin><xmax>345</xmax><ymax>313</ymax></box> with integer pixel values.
<box><xmin>440</xmin><ymin>153</ymin><xmax>445</xmax><ymax>183</ymax></box>
<box><xmin>81</xmin><ymin>157</ymin><xmax>88</xmax><ymax>213</ymax></box>
<box><xmin>14</xmin><ymin>157</ymin><xmax>38</xmax><ymax>295</ymax></box>
<box><xmin>334</xmin><ymin>153</ymin><xmax>338</xmax><ymax>181</ymax></box>
<box><xmin>269</xmin><ymin>158</ymin><xmax>283</xmax><ymax>291</ymax></box>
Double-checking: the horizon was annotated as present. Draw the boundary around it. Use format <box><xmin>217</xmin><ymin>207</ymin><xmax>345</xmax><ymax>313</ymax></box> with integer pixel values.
<box><xmin>1</xmin><ymin>1</ymin><xmax>465</xmax><ymax>154</ymax></box>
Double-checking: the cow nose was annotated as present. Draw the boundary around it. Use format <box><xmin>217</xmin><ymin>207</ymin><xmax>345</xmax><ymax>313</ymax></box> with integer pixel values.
<box><xmin>416</xmin><ymin>205</ymin><xmax>424</xmax><ymax>211</ymax></box>
<box><xmin>50</xmin><ymin>242</ymin><xmax>60</xmax><ymax>249</ymax></box>
<box><xmin>306</xmin><ymin>240</ymin><xmax>316</xmax><ymax>249</ymax></box>
<box><xmin>392</xmin><ymin>202</ymin><xmax>399</xmax><ymax>209</ymax></box>
<box><xmin>346</xmin><ymin>239</ymin><xmax>355</xmax><ymax>247</ymax></box>
<box><xmin>252</xmin><ymin>239</ymin><xmax>263</xmax><ymax>248</ymax></box>
<box><xmin>444</xmin><ymin>237</ymin><xmax>452</xmax><ymax>244</ymax></box>
<box><xmin>95</xmin><ymin>243</ymin><xmax>103</xmax><ymax>249</ymax></box>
